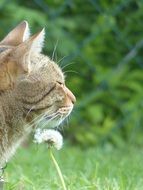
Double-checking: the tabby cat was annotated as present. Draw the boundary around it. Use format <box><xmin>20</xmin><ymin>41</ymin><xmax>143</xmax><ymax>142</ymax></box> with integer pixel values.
<box><xmin>0</xmin><ymin>21</ymin><xmax>76</xmax><ymax>167</ymax></box>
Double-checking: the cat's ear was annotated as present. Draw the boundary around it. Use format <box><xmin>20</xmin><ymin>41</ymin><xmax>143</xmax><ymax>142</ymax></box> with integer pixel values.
<box><xmin>12</xmin><ymin>29</ymin><xmax>45</xmax><ymax>72</ymax></box>
<box><xmin>13</xmin><ymin>28</ymin><xmax>45</xmax><ymax>55</ymax></box>
<box><xmin>0</xmin><ymin>21</ymin><xmax>30</xmax><ymax>46</ymax></box>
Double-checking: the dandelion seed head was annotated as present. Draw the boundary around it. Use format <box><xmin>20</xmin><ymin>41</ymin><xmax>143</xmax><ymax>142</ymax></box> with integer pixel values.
<box><xmin>34</xmin><ymin>128</ymin><xmax>63</xmax><ymax>150</ymax></box>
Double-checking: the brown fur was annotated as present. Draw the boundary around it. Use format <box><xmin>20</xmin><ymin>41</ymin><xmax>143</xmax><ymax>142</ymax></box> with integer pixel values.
<box><xmin>0</xmin><ymin>21</ymin><xmax>75</xmax><ymax>166</ymax></box>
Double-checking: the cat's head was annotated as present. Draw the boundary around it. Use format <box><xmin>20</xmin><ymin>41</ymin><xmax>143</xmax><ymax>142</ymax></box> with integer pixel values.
<box><xmin>0</xmin><ymin>21</ymin><xmax>76</xmax><ymax>128</ymax></box>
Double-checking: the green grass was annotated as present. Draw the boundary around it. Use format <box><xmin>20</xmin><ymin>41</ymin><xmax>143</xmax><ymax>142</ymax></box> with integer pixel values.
<box><xmin>4</xmin><ymin>143</ymin><xmax>143</xmax><ymax>190</ymax></box>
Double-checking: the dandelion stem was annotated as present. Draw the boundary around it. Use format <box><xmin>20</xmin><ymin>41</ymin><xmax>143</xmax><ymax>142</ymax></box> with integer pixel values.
<box><xmin>49</xmin><ymin>149</ymin><xmax>67</xmax><ymax>190</ymax></box>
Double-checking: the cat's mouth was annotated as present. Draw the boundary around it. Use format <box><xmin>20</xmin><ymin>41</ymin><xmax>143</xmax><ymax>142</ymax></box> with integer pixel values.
<box><xmin>58</xmin><ymin>106</ymin><xmax>73</xmax><ymax>115</ymax></box>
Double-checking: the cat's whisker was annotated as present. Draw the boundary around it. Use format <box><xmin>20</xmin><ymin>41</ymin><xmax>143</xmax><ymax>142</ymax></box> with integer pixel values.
<box><xmin>65</xmin><ymin>116</ymin><xmax>70</xmax><ymax>128</ymax></box>
<box><xmin>24</xmin><ymin>112</ymin><xmax>45</xmax><ymax>128</ymax></box>
<box><xmin>57</xmin><ymin>55</ymin><xmax>67</xmax><ymax>64</ymax></box>
<box><xmin>26</xmin><ymin>108</ymin><xmax>54</xmax><ymax>127</ymax></box>
<box><xmin>25</xmin><ymin>105</ymin><xmax>36</xmax><ymax>120</ymax></box>
<box><xmin>55</xmin><ymin>114</ymin><xmax>65</xmax><ymax>131</ymax></box>
<box><xmin>58</xmin><ymin>114</ymin><xmax>64</xmax><ymax>126</ymax></box>
<box><xmin>39</xmin><ymin>113</ymin><xmax>61</xmax><ymax>129</ymax></box>
<box><xmin>63</xmin><ymin>70</ymin><xmax>78</xmax><ymax>74</ymax></box>
<box><xmin>33</xmin><ymin>111</ymin><xmax>56</xmax><ymax>127</ymax></box>
<box><xmin>52</xmin><ymin>39</ymin><xmax>59</xmax><ymax>61</ymax></box>
<box><xmin>61</xmin><ymin>62</ymin><xmax>76</xmax><ymax>71</ymax></box>
<box><xmin>45</xmin><ymin>110</ymin><xmax>59</xmax><ymax>117</ymax></box>
<box><xmin>25</xmin><ymin>109</ymin><xmax>59</xmax><ymax>129</ymax></box>
<box><xmin>45</xmin><ymin>113</ymin><xmax>60</xmax><ymax>123</ymax></box>
<box><xmin>25</xmin><ymin>113</ymin><xmax>43</xmax><ymax>126</ymax></box>
<box><xmin>34</xmin><ymin>114</ymin><xmax>46</xmax><ymax>127</ymax></box>
<box><xmin>40</xmin><ymin>111</ymin><xmax>60</xmax><ymax>126</ymax></box>
<box><xmin>57</xmin><ymin>56</ymin><xmax>68</xmax><ymax>69</ymax></box>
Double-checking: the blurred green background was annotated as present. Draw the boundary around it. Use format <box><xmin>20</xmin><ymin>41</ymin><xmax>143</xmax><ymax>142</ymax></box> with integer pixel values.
<box><xmin>0</xmin><ymin>0</ymin><xmax>143</xmax><ymax>148</ymax></box>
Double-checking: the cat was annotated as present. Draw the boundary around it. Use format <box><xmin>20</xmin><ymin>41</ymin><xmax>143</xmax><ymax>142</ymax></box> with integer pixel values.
<box><xmin>0</xmin><ymin>21</ymin><xmax>76</xmax><ymax>167</ymax></box>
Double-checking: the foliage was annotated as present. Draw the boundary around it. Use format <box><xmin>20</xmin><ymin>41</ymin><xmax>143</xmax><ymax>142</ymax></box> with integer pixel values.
<box><xmin>0</xmin><ymin>0</ymin><xmax>143</xmax><ymax>146</ymax></box>
<box><xmin>5</xmin><ymin>144</ymin><xmax>143</xmax><ymax>189</ymax></box>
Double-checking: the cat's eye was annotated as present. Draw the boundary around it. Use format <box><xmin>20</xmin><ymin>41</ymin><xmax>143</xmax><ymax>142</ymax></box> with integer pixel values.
<box><xmin>57</xmin><ymin>81</ymin><xmax>64</xmax><ymax>87</ymax></box>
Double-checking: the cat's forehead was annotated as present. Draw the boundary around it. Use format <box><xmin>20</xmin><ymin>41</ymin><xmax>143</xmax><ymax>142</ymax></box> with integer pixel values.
<box><xmin>30</xmin><ymin>53</ymin><xmax>64</xmax><ymax>83</ymax></box>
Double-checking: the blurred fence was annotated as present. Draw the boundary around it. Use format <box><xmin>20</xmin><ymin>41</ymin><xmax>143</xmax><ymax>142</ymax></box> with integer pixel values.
<box><xmin>0</xmin><ymin>0</ymin><xmax>143</xmax><ymax>147</ymax></box>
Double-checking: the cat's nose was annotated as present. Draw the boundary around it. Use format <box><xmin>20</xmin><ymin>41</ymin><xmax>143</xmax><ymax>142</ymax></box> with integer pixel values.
<box><xmin>64</xmin><ymin>86</ymin><xmax>76</xmax><ymax>104</ymax></box>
